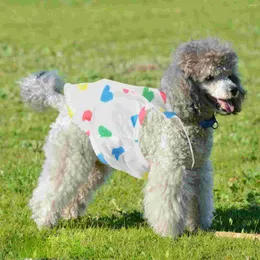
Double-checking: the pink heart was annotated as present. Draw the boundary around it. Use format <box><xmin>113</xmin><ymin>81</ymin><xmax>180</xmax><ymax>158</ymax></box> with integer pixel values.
<box><xmin>82</xmin><ymin>110</ymin><xmax>92</xmax><ymax>121</ymax></box>
<box><xmin>160</xmin><ymin>91</ymin><xmax>167</xmax><ymax>104</ymax></box>
<box><xmin>123</xmin><ymin>88</ymin><xmax>129</xmax><ymax>93</ymax></box>
<box><xmin>86</xmin><ymin>130</ymin><xmax>90</xmax><ymax>136</ymax></box>
<box><xmin>139</xmin><ymin>107</ymin><xmax>146</xmax><ymax>125</ymax></box>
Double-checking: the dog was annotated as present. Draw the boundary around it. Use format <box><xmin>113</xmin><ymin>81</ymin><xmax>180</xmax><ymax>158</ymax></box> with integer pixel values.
<box><xmin>19</xmin><ymin>38</ymin><xmax>245</xmax><ymax>238</ymax></box>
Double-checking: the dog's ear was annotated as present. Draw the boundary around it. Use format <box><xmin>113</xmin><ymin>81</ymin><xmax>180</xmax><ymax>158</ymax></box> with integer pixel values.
<box><xmin>229</xmin><ymin>71</ymin><xmax>246</xmax><ymax>113</ymax></box>
<box><xmin>161</xmin><ymin>65</ymin><xmax>195</xmax><ymax>99</ymax></box>
<box><xmin>160</xmin><ymin>64</ymin><xmax>201</xmax><ymax>116</ymax></box>
<box><xmin>177</xmin><ymin>69</ymin><xmax>194</xmax><ymax>97</ymax></box>
<box><xmin>178</xmin><ymin>52</ymin><xmax>199</xmax><ymax>79</ymax></box>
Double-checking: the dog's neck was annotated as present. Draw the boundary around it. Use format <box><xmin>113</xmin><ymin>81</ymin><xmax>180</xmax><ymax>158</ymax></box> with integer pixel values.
<box><xmin>168</xmin><ymin>93</ymin><xmax>215</xmax><ymax>126</ymax></box>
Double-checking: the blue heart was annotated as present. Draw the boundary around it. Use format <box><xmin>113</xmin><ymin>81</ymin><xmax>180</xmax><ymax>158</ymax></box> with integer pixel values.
<box><xmin>97</xmin><ymin>153</ymin><xmax>108</xmax><ymax>164</ymax></box>
<box><xmin>130</xmin><ymin>114</ymin><xmax>138</xmax><ymax>127</ymax></box>
<box><xmin>112</xmin><ymin>147</ymin><xmax>125</xmax><ymax>161</ymax></box>
<box><xmin>100</xmin><ymin>85</ymin><xmax>113</xmax><ymax>102</ymax></box>
<box><xmin>163</xmin><ymin>111</ymin><xmax>176</xmax><ymax>118</ymax></box>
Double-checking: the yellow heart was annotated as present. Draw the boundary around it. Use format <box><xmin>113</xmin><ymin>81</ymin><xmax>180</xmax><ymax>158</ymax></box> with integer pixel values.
<box><xmin>67</xmin><ymin>106</ymin><xmax>74</xmax><ymax>118</ymax></box>
<box><xmin>141</xmin><ymin>172</ymin><xmax>149</xmax><ymax>180</ymax></box>
<box><xmin>77</xmin><ymin>83</ymin><xmax>88</xmax><ymax>91</ymax></box>
<box><xmin>159</xmin><ymin>107</ymin><xmax>165</xmax><ymax>112</ymax></box>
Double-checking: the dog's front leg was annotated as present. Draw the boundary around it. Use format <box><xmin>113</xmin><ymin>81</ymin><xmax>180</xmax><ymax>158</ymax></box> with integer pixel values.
<box><xmin>185</xmin><ymin>161</ymin><xmax>214</xmax><ymax>231</ymax></box>
<box><xmin>29</xmin><ymin>113</ymin><xmax>97</xmax><ymax>228</ymax></box>
<box><xmin>144</xmin><ymin>160</ymin><xmax>192</xmax><ymax>238</ymax></box>
<box><xmin>198</xmin><ymin>160</ymin><xmax>214</xmax><ymax>230</ymax></box>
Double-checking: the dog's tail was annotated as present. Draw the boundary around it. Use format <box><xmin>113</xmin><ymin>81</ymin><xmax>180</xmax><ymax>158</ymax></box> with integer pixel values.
<box><xmin>19</xmin><ymin>70</ymin><xmax>65</xmax><ymax>112</ymax></box>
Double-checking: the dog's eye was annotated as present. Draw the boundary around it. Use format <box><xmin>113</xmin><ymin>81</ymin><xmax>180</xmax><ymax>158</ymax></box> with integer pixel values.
<box><xmin>205</xmin><ymin>76</ymin><xmax>214</xmax><ymax>81</ymax></box>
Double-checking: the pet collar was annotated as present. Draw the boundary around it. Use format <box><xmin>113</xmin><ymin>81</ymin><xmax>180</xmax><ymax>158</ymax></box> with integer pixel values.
<box><xmin>199</xmin><ymin>115</ymin><xmax>218</xmax><ymax>129</ymax></box>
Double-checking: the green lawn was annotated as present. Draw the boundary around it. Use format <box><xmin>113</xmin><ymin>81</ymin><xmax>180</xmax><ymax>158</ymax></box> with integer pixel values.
<box><xmin>0</xmin><ymin>0</ymin><xmax>259</xmax><ymax>259</ymax></box>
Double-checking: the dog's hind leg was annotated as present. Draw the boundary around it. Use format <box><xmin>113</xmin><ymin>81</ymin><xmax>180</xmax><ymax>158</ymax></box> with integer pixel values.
<box><xmin>29</xmin><ymin>113</ymin><xmax>97</xmax><ymax>228</ymax></box>
<box><xmin>61</xmin><ymin>161</ymin><xmax>112</xmax><ymax>220</ymax></box>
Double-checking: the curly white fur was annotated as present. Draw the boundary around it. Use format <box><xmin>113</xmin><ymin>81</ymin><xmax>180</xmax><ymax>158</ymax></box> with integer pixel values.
<box><xmin>20</xmin><ymin>38</ymin><xmax>245</xmax><ymax>238</ymax></box>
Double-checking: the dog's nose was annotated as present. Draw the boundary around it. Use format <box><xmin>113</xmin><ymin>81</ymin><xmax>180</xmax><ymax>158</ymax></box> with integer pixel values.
<box><xmin>230</xmin><ymin>86</ymin><xmax>239</xmax><ymax>97</ymax></box>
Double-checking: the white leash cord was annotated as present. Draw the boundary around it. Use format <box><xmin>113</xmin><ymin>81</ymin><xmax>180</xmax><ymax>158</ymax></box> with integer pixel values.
<box><xmin>175</xmin><ymin>117</ymin><xmax>195</xmax><ymax>169</ymax></box>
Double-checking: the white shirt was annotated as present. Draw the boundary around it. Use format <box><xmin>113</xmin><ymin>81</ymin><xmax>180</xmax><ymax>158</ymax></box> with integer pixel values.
<box><xmin>64</xmin><ymin>79</ymin><xmax>180</xmax><ymax>179</ymax></box>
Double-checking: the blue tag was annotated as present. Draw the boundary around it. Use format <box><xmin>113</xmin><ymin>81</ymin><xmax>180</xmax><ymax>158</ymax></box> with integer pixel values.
<box><xmin>199</xmin><ymin>116</ymin><xmax>218</xmax><ymax>129</ymax></box>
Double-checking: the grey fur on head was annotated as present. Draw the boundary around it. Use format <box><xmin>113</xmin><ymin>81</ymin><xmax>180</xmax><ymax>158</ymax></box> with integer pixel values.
<box><xmin>161</xmin><ymin>37</ymin><xmax>246</xmax><ymax>122</ymax></box>
<box><xmin>19</xmin><ymin>70</ymin><xmax>65</xmax><ymax>111</ymax></box>
<box><xmin>173</xmin><ymin>37</ymin><xmax>238</xmax><ymax>81</ymax></box>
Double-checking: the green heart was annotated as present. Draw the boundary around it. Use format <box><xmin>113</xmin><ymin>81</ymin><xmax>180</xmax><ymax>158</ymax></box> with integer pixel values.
<box><xmin>142</xmin><ymin>87</ymin><xmax>154</xmax><ymax>102</ymax></box>
<box><xmin>98</xmin><ymin>125</ymin><xmax>112</xmax><ymax>137</ymax></box>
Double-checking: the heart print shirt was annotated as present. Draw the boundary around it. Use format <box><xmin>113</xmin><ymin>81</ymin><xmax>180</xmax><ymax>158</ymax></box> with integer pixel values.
<box><xmin>64</xmin><ymin>79</ymin><xmax>184</xmax><ymax>179</ymax></box>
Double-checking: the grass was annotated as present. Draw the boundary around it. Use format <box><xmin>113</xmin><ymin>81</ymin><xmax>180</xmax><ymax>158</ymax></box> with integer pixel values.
<box><xmin>0</xmin><ymin>0</ymin><xmax>259</xmax><ymax>259</ymax></box>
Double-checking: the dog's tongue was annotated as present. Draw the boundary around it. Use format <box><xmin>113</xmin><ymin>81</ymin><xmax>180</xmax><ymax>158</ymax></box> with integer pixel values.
<box><xmin>217</xmin><ymin>99</ymin><xmax>234</xmax><ymax>113</ymax></box>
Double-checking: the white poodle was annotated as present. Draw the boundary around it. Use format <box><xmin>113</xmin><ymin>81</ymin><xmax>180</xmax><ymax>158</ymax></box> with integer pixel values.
<box><xmin>19</xmin><ymin>38</ymin><xmax>245</xmax><ymax>238</ymax></box>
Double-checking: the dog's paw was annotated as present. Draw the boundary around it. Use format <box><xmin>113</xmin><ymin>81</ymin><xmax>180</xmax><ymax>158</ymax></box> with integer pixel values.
<box><xmin>29</xmin><ymin>198</ymin><xmax>59</xmax><ymax>229</ymax></box>
<box><xmin>151</xmin><ymin>221</ymin><xmax>184</xmax><ymax>239</ymax></box>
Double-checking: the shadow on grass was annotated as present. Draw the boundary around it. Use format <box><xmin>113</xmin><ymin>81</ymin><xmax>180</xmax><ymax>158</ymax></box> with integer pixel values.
<box><xmin>212</xmin><ymin>206</ymin><xmax>260</xmax><ymax>233</ymax></box>
<box><xmin>58</xmin><ymin>210</ymin><xmax>147</xmax><ymax>230</ymax></box>
<box><xmin>58</xmin><ymin>206</ymin><xmax>260</xmax><ymax>234</ymax></box>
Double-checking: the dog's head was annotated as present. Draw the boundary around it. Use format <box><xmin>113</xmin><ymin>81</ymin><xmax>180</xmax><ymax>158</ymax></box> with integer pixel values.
<box><xmin>175</xmin><ymin>38</ymin><xmax>246</xmax><ymax>115</ymax></box>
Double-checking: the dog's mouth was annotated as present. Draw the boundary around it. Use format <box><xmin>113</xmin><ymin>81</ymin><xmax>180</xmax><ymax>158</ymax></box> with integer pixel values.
<box><xmin>205</xmin><ymin>94</ymin><xmax>234</xmax><ymax>114</ymax></box>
